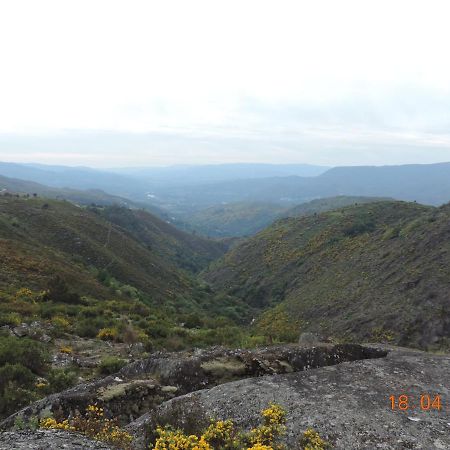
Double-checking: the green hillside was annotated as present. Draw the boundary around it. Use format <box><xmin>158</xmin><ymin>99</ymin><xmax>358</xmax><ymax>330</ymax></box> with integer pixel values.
<box><xmin>203</xmin><ymin>201</ymin><xmax>450</xmax><ymax>350</ymax></box>
<box><xmin>0</xmin><ymin>196</ymin><xmax>239</xmax><ymax>319</ymax></box>
<box><xmin>284</xmin><ymin>195</ymin><xmax>391</xmax><ymax>217</ymax></box>
<box><xmin>179</xmin><ymin>196</ymin><xmax>386</xmax><ymax>238</ymax></box>
<box><xmin>180</xmin><ymin>202</ymin><xmax>287</xmax><ymax>237</ymax></box>
<box><xmin>0</xmin><ymin>174</ymin><xmax>137</xmax><ymax>208</ymax></box>
<box><xmin>92</xmin><ymin>205</ymin><xmax>226</xmax><ymax>272</ymax></box>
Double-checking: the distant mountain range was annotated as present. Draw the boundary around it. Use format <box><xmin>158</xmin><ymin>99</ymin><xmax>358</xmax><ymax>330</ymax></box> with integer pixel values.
<box><xmin>108</xmin><ymin>163</ymin><xmax>329</xmax><ymax>185</ymax></box>
<box><xmin>2</xmin><ymin>161</ymin><xmax>450</xmax><ymax>228</ymax></box>
<box><xmin>151</xmin><ymin>162</ymin><xmax>450</xmax><ymax>211</ymax></box>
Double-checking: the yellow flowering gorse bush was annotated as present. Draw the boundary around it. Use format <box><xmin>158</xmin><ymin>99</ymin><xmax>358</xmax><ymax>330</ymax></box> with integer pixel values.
<box><xmin>152</xmin><ymin>404</ymin><xmax>287</xmax><ymax>450</ymax></box>
<box><xmin>97</xmin><ymin>327</ymin><xmax>119</xmax><ymax>341</ymax></box>
<box><xmin>40</xmin><ymin>417</ymin><xmax>75</xmax><ymax>431</ymax></box>
<box><xmin>153</xmin><ymin>427</ymin><xmax>212</xmax><ymax>450</ymax></box>
<box><xmin>248</xmin><ymin>404</ymin><xmax>286</xmax><ymax>450</ymax></box>
<box><xmin>41</xmin><ymin>404</ymin><xmax>132</xmax><ymax>449</ymax></box>
<box><xmin>298</xmin><ymin>428</ymin><xmax>330</xmax><ymax>450</ymax></box>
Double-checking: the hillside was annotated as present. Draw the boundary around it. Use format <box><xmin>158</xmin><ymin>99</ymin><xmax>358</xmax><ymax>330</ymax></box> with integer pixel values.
<box><xmin>203</xmin><ymin>201</ymin><xmax>450</xmax><ymax>350</ymax></box>
<box><xmin>284</xmin><ymin>195</ymin><xmax>391</xmax><ymax>217</ymax></box>
<box><xmin>95</xmin><ymin>205</ymin><xmax>226</xmax><ymax>271</ymax></box>
<box><xmin>179</xmin><ymin>202</ymin><xmax>287</xmax><ymax>237</ymax></box>
<box><xmin>0</xmin><ymin>174</ymin><xmax>135</xmax><ymax>208</ymax></box>
<box><xmin>179</xmin><ymin>197</ymin><xmax>392</xmax><ymax>238</ymax></box>
<box><xmin>0</xmin><ymin>162</ymin><xmax>146</xmax><ymax>199</ymax></box>
<box><xmin>0</xmin><ymin>196</ymin><xmax>224</xmax><ymax>301</ymax></box>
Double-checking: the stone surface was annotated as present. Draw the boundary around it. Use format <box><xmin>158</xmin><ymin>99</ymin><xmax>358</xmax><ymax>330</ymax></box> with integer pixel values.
<box><xmin>298</xmin><ymin>332</ymin><xmax>321</xmax><ymax>346</ymax></box>
<box><xmin>10</xmin><ymin>321</ymin><xmax>53</xmax><ymax>342</ymax></box>
<box><xmin>0</xmin><ymin>343</ymin><xmax>384</xmax><ymax>430</ymax></box>
<box><xmin>128</xmin><ymin>346</ymin><xmax>450</xmax><ymax>449</ymax></box>
<box><xmin>2</xmin><ymin>343</ymin><xmax>448</xmax><ymax>449</ymax></box>
<box><xmin>12</xmin><ymin>324</ymin><xmax>29</xmax><ymax>337</ymax></box>
<box><xmin>0</xmin><ymin>430</ymin><xmax>112</xmax><ymax>449</ymax></box>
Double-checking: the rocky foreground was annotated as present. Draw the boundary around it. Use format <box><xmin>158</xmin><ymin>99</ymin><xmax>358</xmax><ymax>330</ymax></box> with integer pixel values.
<box><xmin>0</xmin><ymin>344</ymin><xmax>448</xmax><ymax>449</ymax></box>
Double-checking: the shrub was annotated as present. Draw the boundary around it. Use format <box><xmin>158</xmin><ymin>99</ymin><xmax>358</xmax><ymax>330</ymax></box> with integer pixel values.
<box><xmin>298</xmin><ymin>428</ymin><xmax>330</xmax><ymax>449</ymax></box>
<box><xmin>151</xmin><ymin>403</ymin><xmax>287</xmax><ymax>449</ymax></box>
<box><xmin>13</xmin><ymin>288</ymin><xmax>34</xmax><ymax>302</ymax></box>
<box><xmin>59</xmin><ymin>345</ymin><xmax>73</xmax><ymax>354</ymax></box>
<box><xmin>98</xmin><ymin>356</ymin><xmax>127</xmax><ymax>375</ymax></box>
<box><xmin>0</xmin><ymin>312</ymin><xmax>22</xmax><ymax>327</ymax></box>
<box><xmin>146</xmin><ymin>322</ymin><xmax>170</xmax><ymax>339</ymax></box>
<box><xmin>45</xmin><ymin>276</ymin><xmax>81</xmax><ymax>304</ymax></box>
<box><xmin>0</xmin><ymin>363</ymin><xmax>35</xmax><ymax>390</ymax></box>
<box><xmin>41</xmin><ymin>404</ymin><xmax>132</xmax><ymax>449</ymax></box>
<box><xmin>75</xmin><ymin>318</ymin><xmax>101</xmax><ymax>338</ymax></box>
<box><xmin>382</xmin><ymin>226</ymin><xmax>400</xmax><ymax>240</ymax></box>
<box><xmin>0</xmin><ymin>363</ymin><xmax>37</xmax><ymax>417</ymax></box>
<box><xmin>52</xmin><ymin>316</ymin><xmax>71</xmax><ymax>333</ymax></box>
<box><xmin>343</xmin><ymin>219</ymin><xmax>375</xmax><ymax>237</ymax></box>
<box><xmin>119</xmin><ymin>324</ymin><xmax>140</xmax><ymax>344</ymax></box>
<box><xmin>44</xmin><ymin>368</ymin><xmax>78</xmax><ymax>394</ymax></box>
<box><xmin>0</xmin><ymin>336</ymin><xmax>50</xmax><ymax>418</ymax></box>
<box><xmin>97</xmin><ymin>327</ymin><xmax>119</xmax><ymax>341</ymax></box>
<box><xmin>0</xmin><ymin>336</ymin><xmax>48</xmax><ymax>374</ymax></box>
<box><xmin>183</xmin><ymin>313</ymin><xmax>204</xmax><ymax>329</ymax></box>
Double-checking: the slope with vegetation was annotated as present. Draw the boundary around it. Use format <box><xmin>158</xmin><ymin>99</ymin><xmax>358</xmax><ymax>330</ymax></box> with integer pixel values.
<box><xmin>0</xmin><ymin>195</ymin><xmax>251</xmax><ymax>328</ymax></box>
<box><xmin>203</xmin><ymin>200</ymin><xmax>450</xmax><ymax>350</ymax></box>
<box><xmin>0</xmin><ymin>197</ymin><xmax>205</xmax><ymax>299</ymax></box>
<box><xmin>283</xmin><ymin>195</ymin><xmax>390</xmax><ymax>217</ymax></box>
<box><xmin>0</xmin><ymin>174</ymin><xmax>136</xmax><ymax>208</ymax></box>
<box><xmin>0</xmin><ymin>195</ymin><xmax>252</xmax><ymax>418</ymax></box>
<box><xmin>179</xmin><ymin>202</ymin><xmax>287</xmax><ymax>237</ymax></box>
<box><xmin>178</xmin><ymin>196</ymin><xmax>388</xmax><ymax>238</ymax></box>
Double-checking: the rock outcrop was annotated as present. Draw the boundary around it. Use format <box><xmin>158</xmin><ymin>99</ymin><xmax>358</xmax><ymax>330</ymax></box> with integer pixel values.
<box><xmin>128</xmin><ymin>345</ymin><xmax>450</xmax><ymax>449</ymax></box>
<box><xmin>0</xmin><ymin>430</ymin><xmax>112</xmax><ymax>449</ymax></box>
<box><xmin>1</xmin><ymin>344</ymin><xmax>448</xmax><ymax>449</ymax></box>
<box><xmin>1</xmin><ymin>343</ymin><xmax>383</xmax><ymax>430</ymax></box>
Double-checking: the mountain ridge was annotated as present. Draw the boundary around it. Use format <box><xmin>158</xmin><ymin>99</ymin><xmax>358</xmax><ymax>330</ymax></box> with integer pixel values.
<box><xmin>203</xmin><ymin>200</ymin><xmax>450</xmax><ymax>349</ymax></box>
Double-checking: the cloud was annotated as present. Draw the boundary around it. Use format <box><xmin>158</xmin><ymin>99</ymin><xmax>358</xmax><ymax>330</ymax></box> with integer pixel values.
<box><xmin>1</xmin><ymin>1</ymin><xmax>450</xmax><ymax>166</ymax></box>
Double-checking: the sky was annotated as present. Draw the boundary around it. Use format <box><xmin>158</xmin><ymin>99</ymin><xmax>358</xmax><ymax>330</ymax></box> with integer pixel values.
<box><xmin>1</xmin><ymin>0</ymin><xmax>450</xmax><ymax>167</ymax></box>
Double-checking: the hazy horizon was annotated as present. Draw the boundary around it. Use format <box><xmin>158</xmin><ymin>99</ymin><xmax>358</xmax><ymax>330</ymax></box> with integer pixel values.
<box><xmin>2</xmin><ymin>1</ymin><xmax>450</xmax><ymax>167</ymax></box>
<box><xmin>2</xmin><ymin>155</ymin><xmax>450</xmax><ymax>170</ymax></box>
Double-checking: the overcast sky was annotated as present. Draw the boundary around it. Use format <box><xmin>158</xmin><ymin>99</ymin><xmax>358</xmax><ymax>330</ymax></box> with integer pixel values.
<box><xmin>1</xmin><ymin>0</ymin><xmax>450</xmax><ymax>167</ymax></box>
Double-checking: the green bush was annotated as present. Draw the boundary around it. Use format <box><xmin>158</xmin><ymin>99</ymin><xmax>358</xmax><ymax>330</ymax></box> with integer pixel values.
<box><xmin>0</xmin><ymin>363</ymin><xmax>38</xmax><ymax>418</ymax></box>
<box><xmin>98</xmin><ymin>356</ymin><xmax>127</xmax><ymax>375</ymax></box>
<box><xmin>343</xmin><ymin>219</ymin><xmax>376</xmax><ymax>237</ymax></box>
<box><xmin>45</xmin><ymin>276</ymin><xmax>81</xmax><ymax>304</ymax></box>
<box><xmin>0</xmin><ymin>363</ymin><xmax>35</xmax><ymax>390</ymax></box>
<box><xmin>0</xmin><ymin>312</ymin><xmax>22</xmax><ymax>327</ymax></box>
<box><xmin>0</xmin><ymin>336</ymin><xmax>51</xmax><ymax>418</ymax></box>
<box><xmin>0</xmin><ymin>336</ymin><xmax>48</xmax><ymax>374</ymax></box>
<box><xmin>182</xmin><ymin>312</ymin><xmax>204</xmax><ymax>329</ymax></box>
<box><xmin>75</xmin><ymin>317</ymin><xmax>111</xmax><ymax>338</ymax></box>
<box><xmin>45</xmin><ymin>368</ymin><xmax>78</xmax><ymax>394</ymax></box>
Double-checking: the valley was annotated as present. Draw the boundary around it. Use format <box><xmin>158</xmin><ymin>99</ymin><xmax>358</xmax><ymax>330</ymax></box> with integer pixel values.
<box><xmin>0</xmin><ymin>163</ymin><xmax>449</xmax><ymax>449</ymax></box>
<box><xmin>2</xmin><ymin>3</ymin><xmax>450</xmax><ymax>447</ymax></box>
